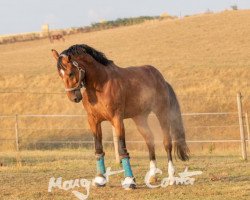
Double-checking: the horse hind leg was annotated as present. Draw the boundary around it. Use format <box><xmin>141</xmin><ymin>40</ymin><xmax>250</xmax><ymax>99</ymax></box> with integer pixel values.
<box><xmin>156</xmin><ymin>111</ymin><xmax>175</xmax><ymax>185</ymax></box>
<box><xmin>132</xmin><ymin>115</ymin><xmax>157</xmax><ymax>183</ymax></box>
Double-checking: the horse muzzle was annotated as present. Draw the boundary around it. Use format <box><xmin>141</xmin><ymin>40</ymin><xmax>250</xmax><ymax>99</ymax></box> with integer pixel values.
<box><xmin>69</xmin><ymin>89</ymin><xmax>83</xmax><ymax>103</ymax></box>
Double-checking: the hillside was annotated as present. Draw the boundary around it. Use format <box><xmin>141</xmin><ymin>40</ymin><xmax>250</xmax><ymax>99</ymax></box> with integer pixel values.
<box><xmin>0</xmin><ymin>10</ymin><xmax>249</xmax><ymax>114</ymax></box>
<box><xmin>0</xmin><ymin>10</ymin><xmax>249</xmax><ymax>150</ymax></box>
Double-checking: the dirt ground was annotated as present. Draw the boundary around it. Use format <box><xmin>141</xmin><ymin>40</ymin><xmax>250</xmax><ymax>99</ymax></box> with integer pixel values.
<box><xmin>0</xmin><ymin>149</ymin><xmax>249</xmax><ymax>200</ymax></box>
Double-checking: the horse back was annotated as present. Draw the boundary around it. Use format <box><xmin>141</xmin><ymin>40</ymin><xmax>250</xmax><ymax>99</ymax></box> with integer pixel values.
<box><xmin>119</xmin><ymin>65</ymin><xmax>167</xmax><ymax>118</ymax></box>
<box><xmin>83</xmin><ymin>64</ymin><xmax>167</xmax><ymax>120</ymax></box>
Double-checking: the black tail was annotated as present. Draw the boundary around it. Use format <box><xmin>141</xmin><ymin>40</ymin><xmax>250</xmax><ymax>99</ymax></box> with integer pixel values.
<box><xmin>166</xmin><ymin>82</ymin><xmax>189</xmax><ymax>161</ymax></box>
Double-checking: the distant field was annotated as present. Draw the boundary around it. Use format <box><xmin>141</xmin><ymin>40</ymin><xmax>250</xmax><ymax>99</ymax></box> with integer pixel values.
<box><xmin>0</xmin><ymin>10</ymin><xmax>249</xmax><ymax>150</ymax></box>
<box><xmin>0</xmin><ymin>10</ymin><xmax>249</xmax><ymax>114</ymax></box>
<box><xmin>0</xmin><ymin>10</ymin><xmax>249</xmax><ymax>200</ymax></box>
<box><xmin>0</xmin><ymin>149</ymin><xmax>249</xmax><ymax>200</ymax></box>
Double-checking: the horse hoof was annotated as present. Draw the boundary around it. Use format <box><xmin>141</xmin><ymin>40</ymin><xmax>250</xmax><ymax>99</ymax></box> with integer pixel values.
<box><xmin>94</xmin><ymin>183</ymin><xmax>106</xmax><ymax>187</ymax></box>
<box><xmin>149</xmin><ymin>175</ymin><xmax>158</xmax><ymax>184</ymax></box>
<box><xmin>125</xmin><ymin>183</ymin><xmax>136</xmax><ymax>190</ymax></box>
<box><xmin>169</xmin><ymin>178</ymin><xmax>175</xmax><ymax>186</ymax></box>
<box><xmin>122</xmin><ymin>177</ymin><xmax>136</xmax><ymax>190</ymax></box>
<box><xmin>92</xmin><ymin>175</ymin><xmax>107</xmax><ymax>187</ymax></box>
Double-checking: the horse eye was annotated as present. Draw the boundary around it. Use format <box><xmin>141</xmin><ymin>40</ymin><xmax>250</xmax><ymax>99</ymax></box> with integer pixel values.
<box><xmin>69</xmin><ymin>72</ymin><xmax>74</xmax><ymax>78</ymax></box>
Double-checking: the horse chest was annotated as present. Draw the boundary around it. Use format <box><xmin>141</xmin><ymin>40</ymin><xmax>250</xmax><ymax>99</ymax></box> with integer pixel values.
<box><xmin>83</xmin><ymin>97</ymin><xmax>114</xmax><ymax>121</ymax></box>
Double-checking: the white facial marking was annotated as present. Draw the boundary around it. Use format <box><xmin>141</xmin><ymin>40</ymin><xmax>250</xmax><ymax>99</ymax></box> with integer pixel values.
<box><xmin>60</xmin><ymin>69</ymin><xmax>65</xmax><ymax>76</ymax></box>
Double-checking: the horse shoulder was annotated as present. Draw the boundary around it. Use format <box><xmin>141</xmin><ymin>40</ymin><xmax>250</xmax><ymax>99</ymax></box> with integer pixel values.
<box><xmin>103</xmin><ymin>77</ymin><xmax>125</xmax><ymax>106</ymax></box>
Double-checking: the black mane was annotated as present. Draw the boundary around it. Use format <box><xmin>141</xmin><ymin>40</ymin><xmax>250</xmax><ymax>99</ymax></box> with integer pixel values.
<box><xmin>57</xmin><ymin>44</ymin><xmax>112</xmax><ymax>69</ymax></box>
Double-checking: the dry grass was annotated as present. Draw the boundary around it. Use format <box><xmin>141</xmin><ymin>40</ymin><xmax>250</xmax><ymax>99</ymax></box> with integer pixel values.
<box><xmin>0</xmin><ymin>10</ymin><xmax>250</xmax><ymax>200</ymax></box>
<box><xmin>0</xmin><ymin>10</ymin><xmax>249</xmax><ymax>113</ymax></box>
<box><xmin>0</xmin><ymin>10</ymin><xmax>250</xmax><ymax>149</ymax></box>
<box><xmin>0</xmin><ymin>149</ymin><xmax>249</xmax><ymax>200</ymax></box>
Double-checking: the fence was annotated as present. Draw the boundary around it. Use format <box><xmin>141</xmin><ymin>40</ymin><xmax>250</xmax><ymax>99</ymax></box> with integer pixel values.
<box><xmin>0</xmin><ymin>105</ymin><xmax>249</xmax><ymax>161</ymax></box>
<box><xmin>0</xmin><ymin>92</ymin><xmax>249</xmax><ymax>160</ymax></box>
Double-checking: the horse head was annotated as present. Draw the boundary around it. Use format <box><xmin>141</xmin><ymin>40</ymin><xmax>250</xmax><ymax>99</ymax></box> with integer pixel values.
<box><xmin>51</xmin><ymin>49</ymin><xmax>86</xmax><ymax>103</ymax></box>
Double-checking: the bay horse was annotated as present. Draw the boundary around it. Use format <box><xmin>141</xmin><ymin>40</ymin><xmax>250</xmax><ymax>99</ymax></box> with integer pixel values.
<box><xmin>51</xmin><ymin>44</ymin><xmax>189</xmax><ymax>189</ymax></box>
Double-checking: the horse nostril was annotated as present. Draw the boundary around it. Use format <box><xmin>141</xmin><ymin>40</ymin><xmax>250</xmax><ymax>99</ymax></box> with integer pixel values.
<box><xmin>70</xmin><ymin>96</ymin><xmax>77</xmax><ymax>102</ymax></box>
<box><xmin>74</xmin><ymin>98</ymin><xmax>78</xmax><ymax>102</ymax></box>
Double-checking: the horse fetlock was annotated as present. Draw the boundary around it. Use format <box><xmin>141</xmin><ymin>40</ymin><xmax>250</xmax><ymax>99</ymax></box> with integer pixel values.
<box><xmin>168</xmin><ymin>161</ymin><xmax>175</xmax><ymax>185</ymax></box>
<box><xmin>148</xmin><ymin>160</ymin><xmax>158</xmax><ymax>183</ymax></box>
<box><xmin>168</xmin><ymin>161</ymin><xmax>175</xmax><ymax>175</ymax></box>
<box><xmin>148</xmin><ymin>168</ymin><xmax>158</xmax><ymax>184</ymax></box>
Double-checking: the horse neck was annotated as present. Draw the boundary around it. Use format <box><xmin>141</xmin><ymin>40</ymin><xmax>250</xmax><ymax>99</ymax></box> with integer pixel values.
<box><xmin>85</xmin><ymin>61</ymin><xmax>108</xmax><ymax>89</ymax></box>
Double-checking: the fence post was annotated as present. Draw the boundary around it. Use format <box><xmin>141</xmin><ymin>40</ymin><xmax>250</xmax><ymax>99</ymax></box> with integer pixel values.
<box><xmin>15</xmin><ymin>114</ymin><xmax>19</xmax><ymax>151</ymax></box>
<box><xmin>112</xmin><ymin>126</ymin><xmax>120</xmax><ymax>164</ymax></box>
<box><xmin>245</xmin><ymin>113</ymin><xmax>250</xmax><ymax>148</ymax></box>
<box><xmin>237</xmin><ymin>93</ymin><xmax>247</xmax><ymax>160</ymax></box>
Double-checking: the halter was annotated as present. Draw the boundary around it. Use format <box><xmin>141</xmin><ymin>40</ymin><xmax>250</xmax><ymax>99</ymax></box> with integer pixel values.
<box><xmin>60</xmin><ymin>54</ymin><xmax>86</xmax><ymax>92</ymax></box>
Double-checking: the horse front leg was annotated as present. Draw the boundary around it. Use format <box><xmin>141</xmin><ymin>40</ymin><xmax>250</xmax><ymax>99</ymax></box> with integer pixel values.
<box><xmin>88</xmin><ymin>116</ymin><xmax>107</xmax><ymax>187</ymax></box>
<box><xmin>112</xmin><ymin>116</ymin><xmax>136</xmax><ymax>190</ymax></box>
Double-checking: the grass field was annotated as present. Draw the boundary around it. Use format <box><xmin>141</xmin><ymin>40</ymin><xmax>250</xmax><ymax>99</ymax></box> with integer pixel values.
<box><xmin>0</xmin><ymin>149</ymin><xmax>249</xmax><ymax>200</ymax></box>
<box><xmin>0</xmin><ymin>10</ymin><xmax>249</xmax><ymax>115</ymax></box>
<box><xmin>0</xmin><ymin>10</ymin><xmax>250</xmax><ymax>199</ymax></box>
<box><xmin>0</xmin><ymin>10</ymin><xmax>250</xmax><ymax>149</ymax></box>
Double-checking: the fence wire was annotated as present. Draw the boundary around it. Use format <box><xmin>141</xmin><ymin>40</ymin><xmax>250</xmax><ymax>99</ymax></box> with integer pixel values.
<box><xmin>0</xmin><ymin>111</ymin><xmax>249</xmax><ymax>152</ymax></box>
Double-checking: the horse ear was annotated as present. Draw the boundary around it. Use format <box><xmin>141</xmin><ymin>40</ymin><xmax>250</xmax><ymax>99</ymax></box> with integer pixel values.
<box><xmin>51</xmin><ymin>49</ymin><xmax>59</xmax><ymax>60</ymax></box>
